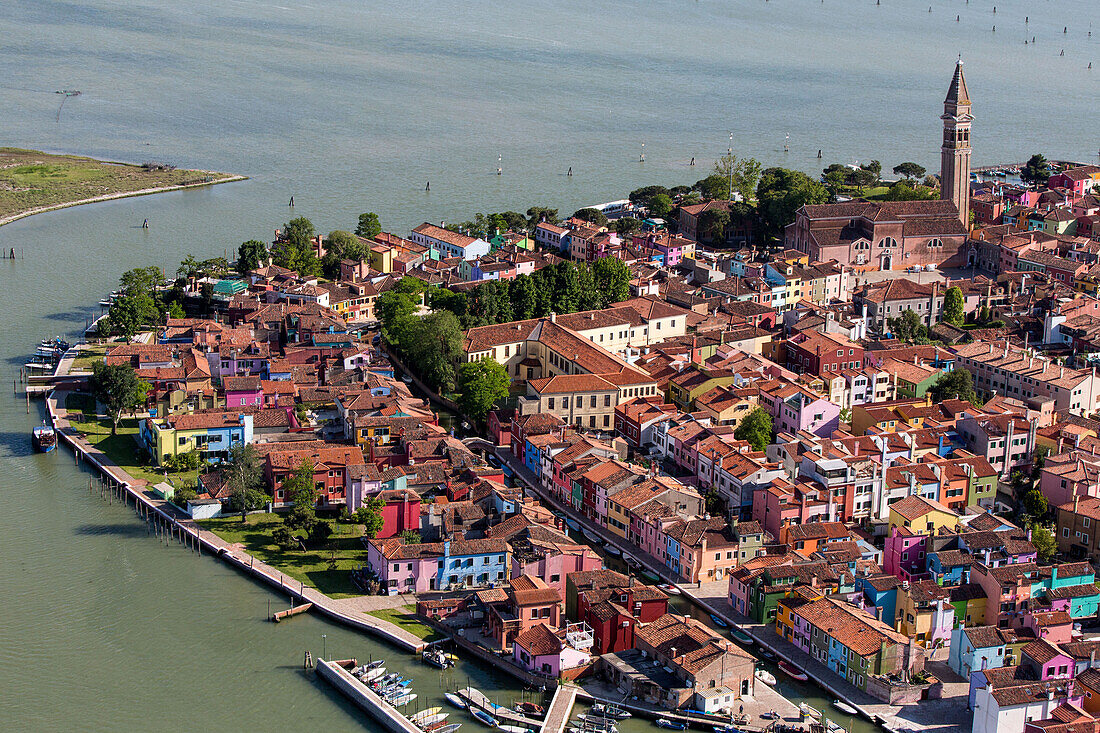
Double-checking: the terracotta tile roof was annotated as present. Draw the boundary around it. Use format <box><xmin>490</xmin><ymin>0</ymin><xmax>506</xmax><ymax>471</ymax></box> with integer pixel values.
<box><xmin>514</xmin><ymin>623</ymin><xmax>563</xmax><ymax>657</ymax></box>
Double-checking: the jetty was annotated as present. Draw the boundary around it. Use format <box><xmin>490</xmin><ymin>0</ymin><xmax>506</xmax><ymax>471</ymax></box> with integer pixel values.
<box><xmin>538</xmin><ymin>685</ymin><xmax>578</xmax><ymax>733</ymax></box>
<box><xmin>315</xmin><ymin>658</ymin><xmax>423</xmax><ymax>733</ymax></box>
<box><xmin>459</xmin><ymin>687</ymin><xmax>543</xmax><ymax>729</ymax></box>
<box><xmin>272</xmin><ymin>602</ymin><xmax>312</xmax><ymax>622</ymax></box>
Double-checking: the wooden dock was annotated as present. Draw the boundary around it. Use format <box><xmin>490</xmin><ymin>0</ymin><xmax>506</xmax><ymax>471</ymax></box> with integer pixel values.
<box><xmin>316</xmin><ymin>658</ymin><xmax>424</xmax><ymax>733</ymax></box>
<box><xmin>538</xmin><ymin>685</ymin><xmax>578</xmax><ymax>733</ymax></box>
<box><xmin>459</xmin><ymin>687</ymin><xmax>543</xmax><ymax>729</ymax></box>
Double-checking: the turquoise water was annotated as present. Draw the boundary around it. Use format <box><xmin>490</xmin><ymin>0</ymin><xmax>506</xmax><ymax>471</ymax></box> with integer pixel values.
<box><xmin>2</xmin><ymin>1</ymin><xmax>1098</xmax><ymax>729</ymax></box>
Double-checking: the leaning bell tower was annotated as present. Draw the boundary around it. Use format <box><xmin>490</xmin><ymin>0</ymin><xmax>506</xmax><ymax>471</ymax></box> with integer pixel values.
<box><xmin>941</xmin><ymin>59</ymin><xmax>972</xmax><ymax>228</ymax></box>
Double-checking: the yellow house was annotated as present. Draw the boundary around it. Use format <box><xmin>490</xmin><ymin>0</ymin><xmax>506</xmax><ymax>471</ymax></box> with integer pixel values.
<box><xmin>139</xmin><ymin>411</ymin><xmax>254</xmax><ymax>466</ymax></box>
<box><xmin>370</xmin><ymin>245</ymin><xmax>394</xmax><ymax>274</ymax></box>
<box><xmin>888</xmin><ymin>494</ymin><xmax>957</xmax><ymax>535</ymax></box>
<box><xmin>895</xmin><ymin>579</ymin><xmax>953</xmax><ymax>649</ymax></box>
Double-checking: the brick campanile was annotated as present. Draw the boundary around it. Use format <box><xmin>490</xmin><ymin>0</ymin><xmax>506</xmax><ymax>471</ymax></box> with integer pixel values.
<box><xmin>941</xmin><ymin>59</ymin><xmax>972</xmax><ymax>229</ymax></box>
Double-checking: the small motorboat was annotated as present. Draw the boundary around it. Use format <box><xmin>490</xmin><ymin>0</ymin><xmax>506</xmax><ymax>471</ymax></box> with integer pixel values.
<box><xmin>498</xmin><ymin>726</ymin><xmax>530</xmax><ymax>733</ymax></box>
<box><xmin>731</xmin><ymin>629</ymin><xmax>753</xmax><ymax>645</ymax></box>
<box><xmin>417</xmin><ymin>714</ymin><xmax>449</xmax><ymax>728</ymax></box>
<box><xmin>514</xmin><ymin>703</ymin><xmax>544</xmax><ymax>715</ymax></box>
<box><xmin>755</xmin><ymin>669</ymin><xmax>777</xmax><ymax>686</ymax></box>
<box><xmin>389</xmin><ymin>692</ymin><xmax>417</xmax><ymax>707</ymax></box>
<box><xmin>423</xmin><ymin>649</ymin><xmax>453</xmax><ymax>668</ymax></box>
<box><xmin>410</xmin><ymin>708</ymin><xmax>444</xmax><ymax>725</ymax></box>
<box><xmin>623</xmin><ymin>554</ymin><xmax>641</xmax><ymax>569</ymax></box>
<box><xmin>604</xmin><ymin>545</ymin><xmax>621</xmax><ymax>557</ymax></box>
<box><xmin>798</xmin><ymin>703</ymin><xmax>821</xmax><ymax>720</ymax></box>
<box><xmin>757</xmin><ymin>648</ymin><xmax>776</xmax><ymax>661</ymax></box>
<box><xmin>446</xmin><ymin>693</ymin><xmax>468</xmax><ymax>709</ymax></box>
<box><xmin>709</xmin><ymin>614</ymin><xmax>730</xmax><ymax>628</ymax></box>
<box><xmin>832</xmin><ymin>700</ymin><xmax>858</xmax><ymax>716</ymax></box>
<box><xmin>365</xmin><ymin>659</ymin><xmax>385</xmax><ymax>669</ymax></box>
<box><xmin>361</xmin><ymin>666</ymin><xmax>386</xmax><ymax>681</ymax></box>
<box><xmin>825</xmin><ymin>721</ymin><xmax>845</xmax><ymax>733</ymax></box>
<box><xmin>714</xmin><ymin>725</ymin><xmax>740</xmax><ymax>733</ymax></box>
<box><xmin>657</xmin><ymin>584</ymin><xmax>680</xmax><ymax>595</ymax></box>
<box><xmin>471</xmin><ymin>709</ymin><xmax>497</xmax><ymax>727</ymax></box>
<box><xmin>780</xmin><ymin>661</ymin><xmax>809</xmax><ymax>682</ymax></box>
<box><xmin>582</xmin><ymin>529</ymin><xmax>605</xmax><ymax>545</ymax></box>
<box><xmin>590</xmin><ymin>704</ymin><xmax>630</xmax><ymax>720</ymax></box>
<box><xmin>565</xmin><ymin>518</ymin><xmax>581</xmax><ymax>531</ymax></box>
<box><xmin>655</xmin><ymin>719</ymin><xmax>686</xmax><ymax>731</ymax></box>
<box><xmin>434</xmin><ymin>725</ymin><xmax>462</xmax><ymax>733</ymax></box>
<box><xmin>32</xmin><ymin>424</ymin><xmax>57</xmax><ymax>453</ymax></box>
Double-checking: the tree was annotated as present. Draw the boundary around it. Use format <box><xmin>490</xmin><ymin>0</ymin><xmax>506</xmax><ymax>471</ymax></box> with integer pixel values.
<box><xmin>734</xmin><ymin>407</ymin><xmax>773</xmax><ymax>451</ymax></box>
<box><xmin>1021</xmin><ymin>154</ymin><xmax>1050</xmax><ymax>185</ymax></box>
<box><xmin>119</xmin><ymin>266</ymin><xmax>166</xmax><ymax>298</ymax></box>
<box><xmin>929</xmin><ymin>368</ymin><xmax>978</xmax><ymax>405</ymax></box>
<box><xmin>400</xmin><ymin>529</ymin><xmax>421</xmax><ymax>544</ymax></box>
<box><xmin>270</xmin><ymin>216</ymin><xmax>320</xmax><ymax>276</ymax></box>
<box><xmin>355</xmin><ymin>212</ymin><xmax>382</xmax><ymax>239</ymax></box>
<box><xmin>283</xmin><ymin>459</ymin><xmax>318</xmax><ymax>535</ymax></box>
<box><xmin>592</xmin><ymin>257</ymin><xmax>631</xmax><ymax>307</ymax></box>
<box><xmin>321</xmin><ymin>230</ymin><xmax>367</xmax><ymax>279</ymax></box>
<box><xmin>942</xmin><ymin>286</ymin><xmax>965</xmax><ymax>326</ymax></box>
<box><xmin>1030</xmin><ymin>524</ymin><xmax>1057</xmax><ymax>562</ymax></box>
<box><xmin>695</xmin><ymin>174</ymin><xmax>729</xmax><ymax>201</ymax></box>
<box><xmin>822</xmin><ymin>167</ymin><xmax>848</xmax><ymax>196</ymax></box>
<box><xmin>648</xmin><ymin>194</ymin><xmax>673</xmax><ymax>220</ymax></box>
<box><xmin>458</xmin><ymin>358</ymin><xmax>510</xmax><ymax>419</ymax></box>
<box><xmin>628</xmin><ymin>185</ymin><xmax>670</xmax><ymax>209</ymax></box>
<box><xmin>237</xmin><ymin>240</ymin><xmax>268</xmax><ymax>273</ymax></box>
<box><xmin>353</xmin><ymin>497</ymin><xmax>386</xmax><ymax>539</ymax></box>
<box><xmin>575</xmin><ymin>264</ymin><xmax>601</xmax><ymax>311</ymax></box>
<box><xmin>225</xmin><ymin>444</ymin><xmax>266</xmax><ymax>520</ymax></box>
<box><xmin>309</xmin><ymin>521</ymin><xmax>334</xmax><ymax>545</ymax></box>
<box><xmin>892</xmin><ymin>162</ymin><xmax>927</xmax><ymax>181</ymax></box>
<box><xmin>400</xmin><ymin>311</ymin><xmax>464</xmax><ymax>394</ymax></box>
<box><xmin>756</xmin><ymin>168</ymin><xmax>829</xmax><ymax>243</ymax></box>
<box><xmin>107</xmin><ymin>292</ymin><xmax>160</xmax><ymax>342</ymax></box>
<box><xmin>1022</xmin><ymin>488</ymin><xmax>1049</xmax><ymax>520</ymax></box>
<box><xmin>509</xmin><ymin>275</ymin><xmax>538</xmax><ymax>321</ymax></box>
<box><xmin>90</xmin><ymin>362</ymin><xmax>149</xmax><ymax>434</ymax></box>
<box><xmin>697</xmin><ymin>208</ymin><xmax>730</xmax><ymax>244</ymax></box>
<box><xmin>272</xmin><ymin>525</ymin><xmax>294</xmax><ymax>549</ymax></box>
<box><xmin>171</xmin><ymin>485</ymin><xmax>198</xmax><ymax>510</ymax></box>
<box><xmin>880</xmin><ymin>182</ymin><xmax>936</xmax><ymax>201</ymax></box>
<box><xmin>526</xmin><ymin>206</ymin><xmax>559</xmax><ymax>229</ymax></box>
<box><xmin>887</xmin><ymin>309</ymin><xmax>925</xmax><ymax>342</ymax></box>
<box><xmin>862</xmin><ymin>160</ymin><xmax>882</xmax><ymax>186</ymax></box>
<box><xmin>850</xmin><ymin>168</ymin><xmax>877</xmax><ymax>193</ymax></box>
<box><xmin>551</xmin><ymin>261</ymin><xmax>580</xmax><ymax>315</ymax></box>
<box><xmin>495</xmin><ymin>211</ymin><xmax>528</xmax><ymax>232</ymax></box>
<box><xmin>715</xmin><ymin>154</ymin><xmax>763</xmax><ymax>202</ymax></box>
<box><xmin>613</xmin><ymin>217</ymin><xmax>641</xmax><ymax>235</ymax></box>
<box><xmin>573</xmin><ymin>208</ymin><xmax>608</xmax><ymax>227</ymax></box>
<box><xmin>1032</xmin><ymin>445</ymin><xmax>1053</xmax><ymax>482</ymax></box>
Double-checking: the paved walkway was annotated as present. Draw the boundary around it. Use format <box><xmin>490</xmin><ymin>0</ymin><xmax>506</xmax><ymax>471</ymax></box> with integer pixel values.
<box><xmin>539</xmin><ymin>685</ymin><xmax>578</xmax><ymax>733</ymax></box>
<box><xmin>48</xmin><ymin>390</ymin><xmax>428</xmax><ymax>652</ymax></box>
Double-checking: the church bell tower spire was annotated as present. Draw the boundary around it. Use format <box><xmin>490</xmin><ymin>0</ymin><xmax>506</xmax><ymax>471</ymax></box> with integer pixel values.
<box><xmin>941</xmin><ymin>58</ymin><xmax>972</xmax><ymax>228</ymax></box>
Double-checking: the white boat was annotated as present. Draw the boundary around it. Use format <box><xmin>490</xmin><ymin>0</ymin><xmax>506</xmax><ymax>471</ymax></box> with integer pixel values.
<box><xmin>604</xmin><ymin>545</ymin><xmax>621</xmax><ymax>557</ymax></box>
<box><xmin>591</xmin><ymin>704</ymin><xmax>630</xmax><ymax>720</ymax></box>
<box><xmin>362</xmin><ymin>666</ymin><xmax>386</xmax><ymax>681</ymax></box>
<box><xmin>832</xmin><ymin>700</ymin><xmax>858</xmax><ymax>716</ymax></box>
<box><xmin>366</xmin><ymin>659</ymin><xmax>385</xmax><ymax>669</ymax></box>
<box><xmin>825</xmin><ymin>721</ymin><xmax>845</xmax><ymax>733</ymax></box>
<box><xmin>582</xmin><ymin>529</ymin><xmax>605</xmax><ymax>545</ymax></box>
<box><xmin>498</xmin><ymin>726</ymin><xmax>530</xmax><ymax>733</ymax></box>
<box><xmin>755</xmin><ymin>670</ymin><xmax>776</xmax><ymax>686</ymax></box>
<box><xmin>389</xmin><ymin>692</ymin><xmax>417</xmax><ymax>707</ymax></box>
<box><xmin>435</xmin><ymin>725</ymin><xmax>462</xmax><ymax>733</ymax></box>
<box><xmin>417</xmin><ymin>713</ymin><xmax>449</xmax><ymax>728</ymax></box>
<box><xmin>446</xmin><ymin>692</ymin><xmax>468</xmax><ymax>709</ymax></box>
<box><xmin>657</xmin><ymin>584</ymin><xmax>680</xmax><ymax>595</ymax></box>
<box><xmin>565</xmin><ymin>518</ymin><xmax>581</xmax><ymax>531</ymax></box>
<box><xmin>410</xmin><ymin>708</ymin><xmax>444</xmax><ymax>724</ymax></box>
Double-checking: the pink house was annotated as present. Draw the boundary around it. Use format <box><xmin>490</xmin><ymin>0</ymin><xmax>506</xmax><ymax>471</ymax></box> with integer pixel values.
<box><xmin>1022</xmin><ymin>639</ymin><xmax>1075</xmax><ymax>680</ymax></box>
<box><xmin>223</xmin><ymin>375</ymin><xmax>263</xmax><ymax>407</ymax></box>
<box><xmin>884</xmin><ymin>527</ymin><xmax>929</xmax><ymax>580</ymax></box>
<box><xmin>349</xmin><ymin>488</ymin><xmax>420</xmax><ymax>539</ymax></box>
<box><xmin>510</xmin><ymin>543</ymin><xmax>602</xmax><ymax>597</ymax></box>
<box><xmin>512</xmin><ymin>623</ymin><xmax>591</xmax><ymax>678</ymax></box>
<box><xmin>365</xmin><ymin>537</ymin><xmax>443</xmax><ymax>594</ymax></box>
<box><xmin>1023</xmin><ymin>610</ymin><xmax>1074</xmax><ymax>645</ymax></box>
<box><xmin>1039</xmin><ymin>452</ymin><xmax>1100</xmax><ymax>508</ymax></box>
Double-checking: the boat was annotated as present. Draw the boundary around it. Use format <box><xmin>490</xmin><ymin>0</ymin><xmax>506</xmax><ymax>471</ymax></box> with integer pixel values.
<box><xmin>755</xmin><ymin>669</ymin><xmax>777</xmax><ymax>686</ymax></box>
<box><xmin>417</xmin><ymin>714</ymin><xmax>449</xmax><ymax>728</ymax></box>
<box><xmin>582</xmin><ymin>529</ymin><xmax>605</xmax><ymax>545</ymax></box>
<box><xmin>824</xmin><ymin>721</ymin><xmax>845</xmax><ymax>733</ymax></box>
<box><xmin>657</xmin><ymin>584</ymin><xmax>680</xmax><ymax>595</ymax></box>
<box><xmin>640</xmin><ymin>571</ymin><xmax>660</xmax><ymax>582</ymax></box>
<box><xmin>730</xmin><ymin>629</ymin><xmax>753</xmax><ymax>645</ymax></box>
<box><xmin>757</xmin><ymin>648</ymin><xmax>776</xmax><ymax>661</ymax></box>
<box><xmin>709</xmin><ymin>614</ymin><xmax>730</xmax><ymax>628</ymax></box>
<box><xmin>604</xmin><ymin>545</ymin><xmax>621</xmax><ymax>557</ymax></box>
<box><xmin>655</xmin><ymin>720</ymin><xmax>686</xmax><ymax>730</ymax></box>
<box><xmin>590</xmin><ymin>704</ymin><xmax>630</xmax><ymax>720</ymax></box>
<box><xmin>24</xmin><ymin>361</ymin><xmax>55</xmax><ymax>371</ymax></box>
<box><xmin>471</xmin><ymin>709</ymin><xmax>497</xmax><ymax>727</ymax></box>
<box><xmin>365</xmin><ymin>659</ymin><xmax>385</xmax><ymax>669</ymax></box>
<box><xmin>832</xmin><ymin>700</ymin><xmax>858</xmax><ymax>716</ymax></box>
<box><xmin>389</xmin><ymin>692</ymin><xmax>417</xmax><ymax>707</ymax></box>
<box><xmin>362</xmin><ymin>666</ymin><xmax>386</xmax><ymax>681</ymax></box>
<box><xmin>498</xmin><ymin>726</ymin><xmax>530</xmax><ymax>733</ymax></box>
<box><xmin>578</xmin><ymin>713</ymin><xmax>620</xmax><ymax>727</ymax></box>
<box><xmin>798</xmin><ymin>703</ymin><xmax>821</xmax><ymax>720</ymax></box>
<box><xmin>565</xmin><ymin>518</ymin><xmax>581</xmax><ymax>531</ymax></box>
<box><xmin>410</xmin><ymin>708</ymin><xmax>444</xmax><ymax>724</ymax></box>
<box><xmin>423</xmin><ymin>649</ymin><xmax>453</xmax><ymax>668</ymax></box>
<box><xmin>759</xmin><ymin>711</ymin><xmax>781</xmax><ymax>720</ymax></box>
<box><xmin>780</xmin><ymin>661</ymin><xmax>809</xmax><ymax>682</ymax></box>
<box><xmin>446</xmin><ymin>693</ymin><xmax>468</xmax><ymax>709</ymax></box>
<box><xmin>714</xmin><ymin>725</ymin><xmax>741</xmax><ymax>733</ymax></box>
<box><xmin>514</xmin><ymin>703</ymin><xmax>544</xmax><ymax>715</ymax></box>
<box><xmin>434</xmin><ymin>725</ymin><xmax>462</xmax><ymax>733</ymax></box>
<box><xmin>622</xmin><ymin>554</ymin><xmax>641</xmax><ymax>568</ymax></box>
<box><xmin>32</xmin><ymin>424</ymin><xmax>57</xmax><ymax>453</ymax></box>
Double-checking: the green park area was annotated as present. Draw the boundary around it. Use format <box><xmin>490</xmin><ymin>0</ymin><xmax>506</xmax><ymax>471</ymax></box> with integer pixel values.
<box><xmin>0</xmin><ymin>147</ymin><xmax>240</xmax><ymax>224</ymax></box>
<box><xmin>366</xmin><ymin>605</ymin><xmax>443</xmax><ymax>641</ymax></box>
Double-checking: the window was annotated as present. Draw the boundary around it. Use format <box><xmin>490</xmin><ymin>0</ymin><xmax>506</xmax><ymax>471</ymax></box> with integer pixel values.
<box><xmin>590</xmin><ymin>396</ymin><xmax>597</xmax><ymax>408</ymax></box>
<box><xmin>548</xmin><ymin>397</ymin><xmax>555</xmax><ymax>410</ymax></box>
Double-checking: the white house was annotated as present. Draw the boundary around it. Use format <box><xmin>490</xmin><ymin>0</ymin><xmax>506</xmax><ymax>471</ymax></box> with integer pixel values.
<box><xmin>410</xmin><ymin>223</ymin><xmax>490</xmax><ymax>260</ymax></box>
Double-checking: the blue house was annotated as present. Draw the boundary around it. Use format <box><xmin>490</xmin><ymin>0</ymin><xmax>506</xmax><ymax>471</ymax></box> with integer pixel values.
<box><xmin>855</xmin><ymin>573</ymin><xmax>901</xmax><ymax>626</ymax></box>
<box><xmin>948</xmin><ymin>625</ymin><xmax>1009</xmax><ymax>680</ymax></box>
<box><xmin>436</xmin><ymin>537</ymin><xmax>509</xmax><ymax>589</ymax></box>
<box><xmin>524</xmin><ymin>439</ymin><xmax>543</xmax><ymax>479</ymax></box>
<box><xmin>927</xmin><ymin>549</ymin><xmax>973</xmax><ymax>586</ymax></box>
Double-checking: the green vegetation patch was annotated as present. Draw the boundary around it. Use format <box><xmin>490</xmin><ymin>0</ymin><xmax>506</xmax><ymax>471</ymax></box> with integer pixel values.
<box><xmin>198</xmin><ymin>513</ymin><xmax>369</xmax><ymax>599</ymax></box>
<box><xmin>367</xmin><ymin>605</ymin><xmax>444</xmax><ymax>641</ymax></box>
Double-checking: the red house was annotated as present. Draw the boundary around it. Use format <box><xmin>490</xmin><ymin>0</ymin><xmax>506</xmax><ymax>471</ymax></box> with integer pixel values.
<box><xmin>265</xmin><ymin>445</ymin><xmax>365</xmax><ymax>507</ymax></box>
<box><xmin>488</xmin><ymin>407</ymin><xmax>515</xmax><ymax>448</ymax></box>
<box><xmin>373</xmin><ymin>488</ymin><xmax>421</xmax><ymax>538</ymax></box>
<box><xmin>785</xmin><ymin>331</ymin><xmax>864</xmax><ymax>378</ymax></box>
<box><xmin>575</xmin><ymin>581</ymin><xmax>670</xmax><ymax>655</ymax></box>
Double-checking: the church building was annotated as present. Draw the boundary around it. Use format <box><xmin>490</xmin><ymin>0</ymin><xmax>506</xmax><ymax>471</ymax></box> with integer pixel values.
<box><xmin>785</xmin><ymin>61</ymin><xmax>973</xmax><ymax>271</ymax></box>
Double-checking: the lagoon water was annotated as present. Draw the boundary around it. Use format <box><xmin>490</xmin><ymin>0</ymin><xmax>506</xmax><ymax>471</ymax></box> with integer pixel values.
<box><xmin>1</xmin><ymin>1</ymin><xmax>1098</xmax><ymax>729</ymax></box>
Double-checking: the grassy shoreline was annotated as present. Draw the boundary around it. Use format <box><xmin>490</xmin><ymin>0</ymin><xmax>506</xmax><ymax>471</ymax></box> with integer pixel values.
<box><xmin>0</xmin><ymin>147</ymin><xmax>245</xmax><ymax>226</ymax></box>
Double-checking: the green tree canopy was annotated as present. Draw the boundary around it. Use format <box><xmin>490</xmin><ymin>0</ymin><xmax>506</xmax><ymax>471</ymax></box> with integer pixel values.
<box><xmin>892</xmin><ymin>162</ymin><xmax>927</xmax><ymax>180</ymax></box>
<box><xmin>880</xmin><ymin>182</ymin><xmax>936</xmax><ymax>201</ymax></box>
<box><xmin>756</xmin><ymin>167</ymin><xmax>829</xmax><ymax>242</ymax></box>
<box><xmin>526</xmin><ymin>206</ymin><xmax>559</xmax><ymax>229</ymax></box>
<box><xmin>592</xmin><ymin>257</ymin><xmax>631</xmax><ymax>307</ymax></box>
<box><xmin>697</xmin><ymin>208</ymin><xmax>730</xmax><ymax>244</ymax></box>
<box><xmin>355</xmin><ymin>212</ymin><xmax>381</xmax><ymax>239</ymax></box>
<box><xmin>1021</xmin><ymin>154</ymin><xmax>1050</xmax><ymax>185</ymax></box>
<box><xmin>887</xmin><ymin>309</ymin><xmax>925</xmax><ymax>342</ymax></box>
<box><xmin>282</xmin><ymin>459</ymin><xmax>318</xmax><ymax>534</ymax></box>
<box><xmin>628</xmin><ymin>185</ymin><xmax>670</xmax><ymax>209</ymax></box>
<box><xmin>399</xmin><ymin>311</ymin><xmax>464</xmax><ymax>394</ymax></box>
<box><xmin>734</xmin><ymin>407</ymin><xmax>773</xmax><ymax>451</ymax></box>
<box><xmin>695</xmin><ymin>174</ymin><xmax>729</xmax><ymax>201</ymax></box>
<box><xmin>613</xmin><ymin>217</ymin><xmax>641</xmax><ymax>235</ymax></box>
<box><xmin>850</xmin><ymin>168</ymin><xmax>877</xmax><ymax>192</ymax></box>
<box><xmin>120</xmin><ymin>266</ymin><xmax>167</xmax><ymax>298</ymax></box>
<box><xmin>573</xmin><ymin>208</ymin><xmax>608</xmax><ymax>227</ymax></box>
<box><xmin>509</xmin><ymin>275</ymin><xmax>538</xmax><ymax>321</ymax></box>
<box><xmin>237</xmin><ymin>240</ymin><xmax>268</xmax><ymax>273</ymax></box>
<box><xmin>943</xmin><ymin>286</ymin><xmax>965</xmax><ymax>326</ymax></box>
<box><xmin>458</xmin><ymin>357</ymin><xmax>511</xmax><ymax>419</ymax></box>
<box><xmin>107</xmin><ymin>292</ymin><xmax>161</xmax><ymax>342</ymax></box>
<box><xmin>648</xmin><ymin>194</ymin><xmax>673</xmax><ymax>220</ymax></box>
<box><xmin>1030</xmin><ymin>524</ymin><xmax>1056</xmax><ymax>562</ymax></box>
<box><xmin>353</xmin><ymin>498</ymin><xmax>386</xmax><ymax>539</ymax></box>
<box><xmin>225</xmin><ymin>444</ymin><xmax>266</xmax><ymax>519</ymax></box>
<box><xmin>90</xmin><ymin>362</ymin><xmax>149</xmax><ymax>434</ymax></box>
<box><xmin>715</xmin><ymin>154</ymin><xmax>763</xmax><ymax>202</ymax></box>
<box><xmin>321</xmin><ymin>229</ymin><xmax>368</xmax><ymax>278</ymax></box>
<box><xmin>270</xmin><ymin>216</ymin><xmax>320</xmax><ymax>276</ymax></box>
<box><xmin>929</xmin><ymin>368</ymin><xmax>978</xmax><ymax>405</ymax></box>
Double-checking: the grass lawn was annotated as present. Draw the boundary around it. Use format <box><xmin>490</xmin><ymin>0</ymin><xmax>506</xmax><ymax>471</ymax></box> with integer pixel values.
<box><xmin>198</xmin><ymin>513</ymin><xmax>370</xmax><ymax>599</ymax></box>
<box><xmin>69</xmin><ymin>342</ymin><xmax>109</xmax><ymax>372</ymax></box>
<box><xmin>367</xmin><ymin>605</ymin><xmax>444</xmax><ymax>641</ymax></box>
<box><xmin>0</xmin><ymin>147</ymin><xmax>239</xmax><ymax>223</ymax></box>
<box><xmin>63</xmin><ymin>393</ymin><xmax>197</xmax><ymax>486</ymax></box>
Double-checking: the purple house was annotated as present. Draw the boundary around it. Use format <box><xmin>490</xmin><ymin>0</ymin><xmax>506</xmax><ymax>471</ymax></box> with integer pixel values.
<box><xmin>512</xmin><ymin>623</ymin><xmax>591</xmax><ymax>677</ymax></box>
<box><xmin>883</xmin><ymin>527</ymin><xmax>929</xmax><ymax>580</ymax></box>
<box><xmin>1021</xmin><ymin>639</ymin><xmax>1074</xmax><ymax>681</ymax></box>
<box><xmin>223</xmin><ymin>376</ymin><xmax>263</xmax><ymax>408</ymax></box>
<box><xmin>772</xmin><ymin>389</ymin><xmax>841</xmax><ymax>438</ymax></box>
<box><xmin>207</xmin><ymin>342</ymin><xmax>271</xmax><ymax>382</ymax></box>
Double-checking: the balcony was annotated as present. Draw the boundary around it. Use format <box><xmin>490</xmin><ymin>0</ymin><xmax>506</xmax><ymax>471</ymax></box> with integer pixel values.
<box><xmin>565</xmin><ymin>621</ymin><xmax>594</xmax><ymax>651</ymax></box>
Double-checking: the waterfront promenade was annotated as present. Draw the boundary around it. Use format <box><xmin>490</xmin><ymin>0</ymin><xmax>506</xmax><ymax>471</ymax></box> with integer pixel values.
<box><xmin>45</xmin><ymin>389</ymin><xmax>428</xmax><ymax>653</ymax></box>
<box><xmin>492</xmin><ymin>448</ymin><xmax>969</xmax><ymax>733</ymax></box>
